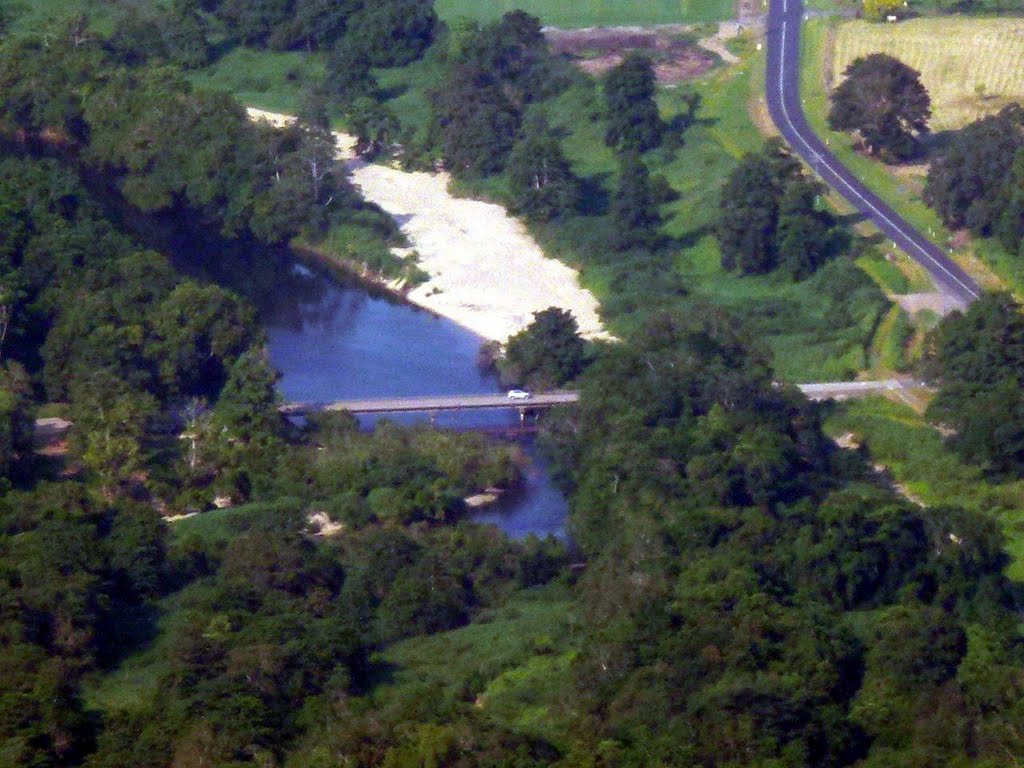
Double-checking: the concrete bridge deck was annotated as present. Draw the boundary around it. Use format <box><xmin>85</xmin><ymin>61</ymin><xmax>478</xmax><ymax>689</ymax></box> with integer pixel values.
<box><xmin>279</xmin><ymin>390</ymin><xmax>581</xmax><ymax>416</ymax></box>
<box><xmin>280</xmin><ymin>381</ymin><xmax>916</xmax><ymax>415</ymax></box>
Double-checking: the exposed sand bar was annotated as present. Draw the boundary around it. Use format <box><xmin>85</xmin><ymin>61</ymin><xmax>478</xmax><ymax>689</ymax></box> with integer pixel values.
<box><xmin>247</xmin><ymin>108</ymin><xmax>607</xmax><ymax>343</ymax></box>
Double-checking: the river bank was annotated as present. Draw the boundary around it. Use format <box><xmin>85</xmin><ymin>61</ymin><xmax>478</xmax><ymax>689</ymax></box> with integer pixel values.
<box><xmin>262</xmin><ymin>256</ymin><xmax>571</xmax><ymax>540</ymax></box>
<box><xmin>247</xmin><ymin>108</ymin><xmax>607</xmax><ymax>343</ymax></box>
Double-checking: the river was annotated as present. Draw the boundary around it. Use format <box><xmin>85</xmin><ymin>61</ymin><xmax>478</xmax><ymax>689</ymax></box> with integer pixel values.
<box><xmin>261</xmin><ymin>262</ymin><xmax>569</xmax><ymax>540</ymax></box>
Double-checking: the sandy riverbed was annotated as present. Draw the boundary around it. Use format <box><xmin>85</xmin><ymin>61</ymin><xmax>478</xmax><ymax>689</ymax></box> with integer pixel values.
<box><xmin>247</xmin><ymin>108</ymin><xmax>607</xmax><ymax>343</ymax></box>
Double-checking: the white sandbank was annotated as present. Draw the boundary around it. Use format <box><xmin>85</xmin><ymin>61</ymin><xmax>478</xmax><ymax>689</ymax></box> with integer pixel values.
<box><xmin>247</xmin><ymin>108</ymin><xmax>607</xmax><ymax>343</ymax></box>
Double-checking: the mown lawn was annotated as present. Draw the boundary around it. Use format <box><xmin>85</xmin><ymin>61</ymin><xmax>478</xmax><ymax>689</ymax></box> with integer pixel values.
<box><xmin>824</xmin><ymin>397</ymin><xmax>1024</xmax><ymax>581</ymax></box>
<box><xmin>435</xmin><ymin>0</ymin><xmax>736</xmax><ymax>28</ymax></box>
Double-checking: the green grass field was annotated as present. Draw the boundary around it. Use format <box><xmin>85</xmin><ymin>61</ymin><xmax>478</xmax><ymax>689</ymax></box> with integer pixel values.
<box><xmin>435</xmin><ymin>0</ymin><xmax>735</xmax><ymax>28</ymax></box>
<box><xmin>824</xmin><ymin>397</ymin><xmax>1024</xmax><ymax>580</ymax></box>
<box><xmin>187</xmin><ymin>47</ymin><xmax>327</xmax><ymax>115</ymax></box>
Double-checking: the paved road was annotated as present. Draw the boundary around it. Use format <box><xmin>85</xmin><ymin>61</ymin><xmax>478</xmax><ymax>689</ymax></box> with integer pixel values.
<box><xmin>765</xmin><ymin>0</ymin><xmax>980</xmax><ymax>305</ymax></box>
<box><xmin>280</xmin><ymin>382</ymin><xmax>921</xmax><ymax>415</ymax></box>
<box><xmin>280</xmin><ymin>391</ymin><xmax>582</xmax><ymax>415</ymax></box>
<box><xmin>797</xmin><ymin>379</ymin><xmax>917</xmax><ymax>400</ymax></box>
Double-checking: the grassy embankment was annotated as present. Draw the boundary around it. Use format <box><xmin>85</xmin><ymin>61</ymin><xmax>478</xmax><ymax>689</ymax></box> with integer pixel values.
<box><xmin>802</xmin><ymin>17</ymin><xmax>1024</xmax><ymax>294</ymax></box>
<box><xmin>825</xmin><ymin>397</ymin><xmax>1024</xmax><ymax>580</ymax></box>
<box><xmin>435</xmin><ymin>36</ymin><xmax>892</xmax><ymax>381</ymax></box>
<box><xmin>435</xmin><ymin>0</ymin><xmax>735</xmax><ymax>27</ymax></box>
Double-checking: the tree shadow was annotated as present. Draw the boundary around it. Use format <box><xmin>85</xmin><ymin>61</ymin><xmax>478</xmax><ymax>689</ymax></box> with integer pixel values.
<box><xmin>670</xmin><ymin>224</ymin><xmax>714</xmax><ymax>252</ymax></box>
<box><xmin>377</xmin><ymin>83</ymin><xmax>410</xmax><ymax>102</ymax></box>
<box><xmin>662</xmin><ymin>92</ymin><xmax>715</xmax><ymax>152</ymax></box>
<box><xmin>358</xmin><ymin>657</ymin><xmax>399</xmax><ymax>694</ymax></box>
<box><xmin>836</xmin><ymin>210</ymin><xmax>868</xmax><ymax>227</ymax></box>
<box><xmin>577</xmin><ymin>172</ymin><xmax>612</xmax><ymax>216</ymax></box>
<box><xmin>206</xmin><ymin>38</ymin><xmax>240</xmax><ymax>67</ymax></box>
<box><xmin>921</xmin><ymin>128</ymin><xmax>959</xmax><ymax>156</ymax></box>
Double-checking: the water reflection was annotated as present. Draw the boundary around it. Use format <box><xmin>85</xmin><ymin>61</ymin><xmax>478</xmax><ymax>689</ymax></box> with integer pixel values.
<box><xmin>262</xmin><ymin>260</ymin><xmax>569</xmax><ymax>539</ymax></box>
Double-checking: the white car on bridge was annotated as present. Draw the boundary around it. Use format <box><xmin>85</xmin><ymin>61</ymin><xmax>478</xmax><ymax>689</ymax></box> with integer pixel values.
<box><xmin>506</xmin><ymin>389</ymin><xmax>532</xmax><ymax>400</ymax></box>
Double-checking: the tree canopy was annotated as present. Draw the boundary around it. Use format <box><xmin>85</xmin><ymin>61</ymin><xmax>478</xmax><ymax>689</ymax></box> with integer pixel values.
<box><xmin>717</xmin><ymin>140</ymin><xmax>839</xmax><ymax>278</ymax></box>
<box><xmin>924</xmin><ymin>104</ymin><xmax>1024</xmax><ymax>232</ymax></box>
<box><xmin>501</xmin><ymin>307</ymin><xmax>589</xmax><ymax>389</ymax></box>
<box><xmin>604</xmin><ymin>52</ymin><xmax>665</xmax><ymax>153</ymax></box>
<box><xmin>828</xmin><ymin>53</ymin><xmax>931</xmax><ymax>162</ymax></box>
<box><xmin>925</xmin><ymin>292</ymin><xmax>1024</xmax><ymax>475</ymax></box>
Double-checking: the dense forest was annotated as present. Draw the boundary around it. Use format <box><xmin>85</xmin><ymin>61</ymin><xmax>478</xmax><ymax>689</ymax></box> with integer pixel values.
<box><xmin>1</xmin><ymin>3</ymin><xmax>1024</xmax><ymax>767</ymax></box>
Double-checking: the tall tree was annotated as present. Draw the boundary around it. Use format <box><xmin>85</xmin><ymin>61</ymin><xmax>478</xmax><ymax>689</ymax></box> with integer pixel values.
<box><xmin>925</xmin><ymin>292</ymin><xmax>1024</xmax><ymax>475</ymax></box>
<box><xmin>214</xmin><ymin>351</ymin><xmax>281</xmax><ymax>444</ymax></box>
<box><xmin>507</xmin><ymin>114</ymin><xmax>579</xmax><ymax>221</ymax></box>
<box><xmin>325</xmin><ymin>41</ymin><xmax>379</xmax><ymax>105</ymax></box>
<box><xmin>604</xmin><ymin>52</ymin><xmax>665</xmax><ymax>153</ymax></box>
<box><xmin>148</xmin><ymin>283</ymin><xmax>261</xmax><ymax>398</ymax></box>
<box><xmin>347</xmin><ymin>97</ymin><xmax>400</xmax><ymax>158</ymax></box>
<box><xmin>996</xmin><ymin>150</ymin><xmax>1024</xmax><ymax>257</ymax></box>
<box><xmin>611</xmin><ymin>151</ymin><xmax>662</xmax><ymax>252</ymax></box>
<box><xmin>455</xmin><ymin>11</ymin><xmax>557</xmax><ymax>107</ymax></box>
<box><xmin>501</xmin><ymin>307</ymin><xmax>588</xmax><ymax>389</ymax></box>
<box><xmin>343</xmin><ymin>0</ymin><xmax>436</xmax><ymax>68</ymax></box>
<box><xmin>431</xmin><ymin>66</ymin><xmax>520</xmax><ymax>177</ymax></box>
<box><xmin>828</xmin><ymin>53</ymin><xmax>931</xmax><ymax>162</ymax></box>
<box><xmin>717</xmin><ymin>149</ymin><xmax>792</xmax><ymax>274</ymax></box>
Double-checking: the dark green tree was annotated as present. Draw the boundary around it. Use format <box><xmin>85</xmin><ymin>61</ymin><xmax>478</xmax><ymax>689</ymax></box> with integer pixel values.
<box><xmin>502</xmin><ymin>307</ymin><xmax>588</xmax><ymax>389</ymax></box>
<box><xmin>431</xmin><ymin>66</ymin><xmax>520</xmax><ymax>177</ymax></box>
<box><xmin>148</xmin><ymin>283</ymin><xmax>260</xmax><ymax>398</ymax></box>
<box><xmin>995</xmin><ymin>149</ymin><xmax>1024</xmax><ymax>257</ymax></box>
<box><xmin>288</xmin><ymin>0</ymin><xmax>357</xmax><ymax>51</ymax></box>
<box><xmin>604</xmin><ymin>52</ymin><xmax>665</xmax><ymax>153</ymax></box>
<box><xmin>925</xmin><ymin>292</ymin><xmax>1024</xmax><ymax>475</ymax></box>
<box><xmin>923</xmin><ymin>104</ymin><xmax>1024</xmax><ymax>232</ymax></box>
<box><xmin>507</xmin><ymin>114</ymin><xmax>579</xmax><ymax>221</ymax></box>
<box><xmin>0</xmin><ymin>362</ymin><xmax>32</xmax><ymax>483</ymax></box>
<box><xmin>343</xmin><ymin>0</ymin><xmax>436</xmax><ymax>68</ymax></box>
<box><xmin>611</xmin><ymin>151</ymin><xmax>662</xmax><ymax>251</ymax></box>
<box><xmin>213</xmin><ymin>0</ymin><xmax>292</xmax><ymax>47</ymax></box>
<box><xmin>717</xmin><ymin>155</ymin><xmax>784</xmax><ymax>274</ymax></box>
<box><xmin>777</xmin><ymin>178</ymin><xmax>835</xmax><ymax>279</ymax></box>
<box><xmin>455</xmin><ymin>11</ymin><xmax>559</xmax><ymax>107</ymax></box>
<box><xmin>717</xmin><ymin>140</ymin><xmax>818</xmax><ymax>276</ymax></box>
<box><xmin>214</xmin><ymin>351</ymin><xmax>281</xmax><ymax>444</ymax></box>
<box><xmin>325</xmin><ymin>40</ymin><xmax>379</xmax><ymax>105</ymax></box>
<box><xmin>828</xmin><ymin>53</ymin><xmax>931</xmax><ymax>161</ymax></box>
<box><xmin>347</xmin><ymin>97</ymin><xmax>400</xmax><ymax>158</ymax></box>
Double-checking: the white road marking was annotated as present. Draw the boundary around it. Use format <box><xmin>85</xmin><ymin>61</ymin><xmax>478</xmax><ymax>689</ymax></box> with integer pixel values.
<box><xmin>774</xmin><ymin>7</ymin><xmax>979</xmax><ymax>301</ymax></box>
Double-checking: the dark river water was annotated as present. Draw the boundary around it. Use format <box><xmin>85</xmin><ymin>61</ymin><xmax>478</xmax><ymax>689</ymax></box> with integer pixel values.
<box><xmin>261</xmin><ymin>262</ymin><xmax>569</xmax><ymax>540</ymax></box>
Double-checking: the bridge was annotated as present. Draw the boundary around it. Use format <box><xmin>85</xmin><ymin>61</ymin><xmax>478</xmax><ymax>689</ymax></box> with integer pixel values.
<box><xmin>279</xmin><ymin>380</ymin><xmax>917</xmax><ymax>416</ymax></box>
<box><xmin>279</xmin><ymin>390</ymin><xmax>581</xmax><ymax>416</ymax></box>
